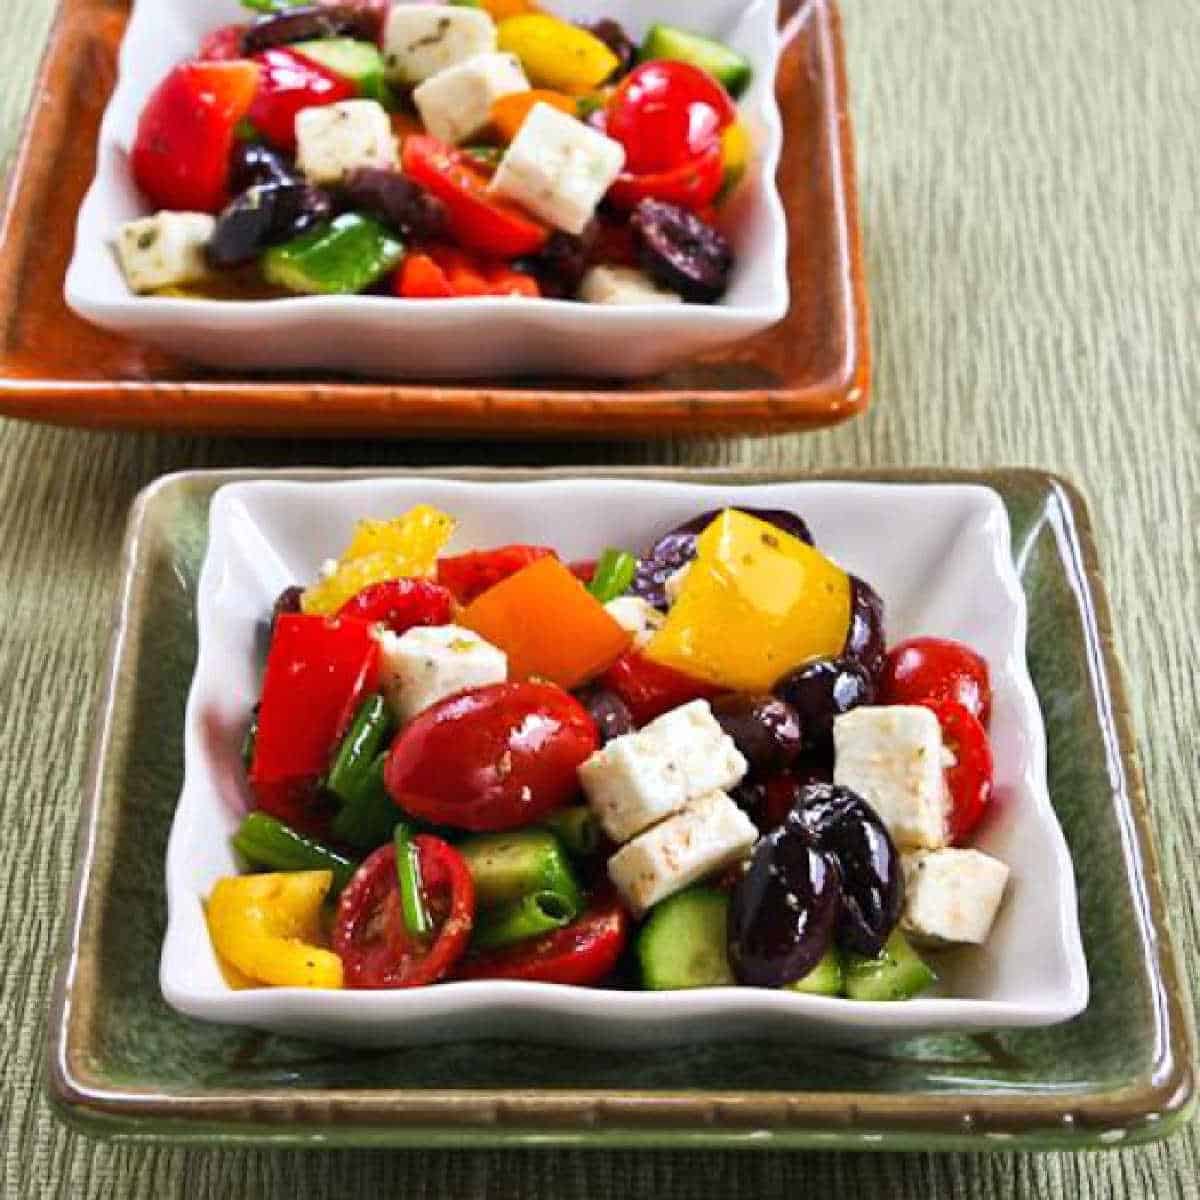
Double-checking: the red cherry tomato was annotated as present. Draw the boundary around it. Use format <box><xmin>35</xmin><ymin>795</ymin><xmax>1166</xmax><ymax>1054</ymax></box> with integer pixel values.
<box><xmin>606</xmin><ymin>140</ymin><xmax>725</xmax><ymax>211</ymax></box>
<box><xmin>131</xmin><ymin>61</ymin><xmax>261</xmax><ymax>213</ymax></box>
<box><xmin>247</xmin><ymin>48</ymin><xmax>356</xmax><ymax>151</ymax></box>
<box><xmin>385</xmin><ymin>682</ymin><xmax>598</xmax><ymax>831</ymax></box>
<box><xmin>923</xmin><ymin>699</ymin><xmax>994</xmax><ymax>843</ymax></box>
<box><xmin>402</xmin><ymin>136</ymin><xmax>549</xmax><ymax>258</ymax></box>
<box><xmin>456</xmin><ymin>893</ymin><xmax>629</xmax><ymax>985</ymax></box>
<box><xmin>606</xmin><ymin>61</ymin><xmax>735</xmax><ymax>175</ymax></box>
<box><xmin>568</xmin><ymin>560</ymin><xmax>598</xmax><ymax>585</ymax></box>
<box><xmin>880</xmin><ymin>637</ymin><xmax>992</xmax><ymax>726</ymax></box>
<box><xmin>336</xmin><ymin>578</ymin><xmax>454</xmax><ymax>634</ymax></box>
<box><xmin>596</xmin><ymin>650</ymin><xmax>724</xmax><ymax>727</ymax></box>
<box><xmin>198</xmin><ymin>24</ymin><xmax>248</xmax><ymax>62</ymax></box>
<box><xmin>437</xmin><ymin>545</ymin><xmax>557</xmax><ymax>604</ymax></box>
<box><xmin>333</xmin><ymin>838</ymin><xmax>475</xmax><ymax>988</ymax></box>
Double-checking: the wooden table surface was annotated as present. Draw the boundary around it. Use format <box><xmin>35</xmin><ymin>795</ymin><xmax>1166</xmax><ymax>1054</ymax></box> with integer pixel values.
<box><xmin>0</xmin><ymin>0</ymin><xmax>1196</xmax><ymax>1195</ymax></box>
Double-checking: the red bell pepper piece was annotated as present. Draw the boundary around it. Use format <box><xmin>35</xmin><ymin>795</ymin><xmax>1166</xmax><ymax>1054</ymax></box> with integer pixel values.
<box><xmin>131</xmin><ymin>61</ymin><xmax>261</xmax><ymax>213</ymax></box>
<box><xmin>597</xmin><ymin>649</ymin><xmax>725</xmax><ymax>726</ymax></box>
<box><xmin>336</xmin><ymin>578</ymin><xmax>454</xmax><ymax>634</ymax></box>
<box><xmin>437</xmin><ymin>545</ymin><xmax>557</xmax><ymax>604</ymax></box>
<box><xmin>395</xmin><ymin>253</ymin><xmax>455</xmax><ymax>298</ymax></box>
<box><xmin>247</xmin><ymin>47</ymin><xmax>357</xmax><ymax>152</ymax></box>
<box><xmin>395</xmin><ymin>247</ymin><xmax>541</xmax><ymax>299</ymax></box>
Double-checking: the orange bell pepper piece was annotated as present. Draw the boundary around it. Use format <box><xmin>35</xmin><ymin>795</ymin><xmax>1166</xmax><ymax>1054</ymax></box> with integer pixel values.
<box><xmin>490</xmin><ymin>90</ymin><xmax>578</xmax><ymax>143</ymax></box>
<box><xmin>461</xmin><ymin>556</ymin><xmax>631</xmax><ymax>689</ymax></box>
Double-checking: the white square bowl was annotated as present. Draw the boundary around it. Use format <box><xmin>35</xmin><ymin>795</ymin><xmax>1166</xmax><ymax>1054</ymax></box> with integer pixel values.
<box><xmin>162</xmin><ymin>475</ymin><xmax>1088</xmax><ymax>1048</ymax></box>
<box><xmin>64</xmin><ymin>0</ymin><xmax>789</xmax><ymax>380</ymax></box>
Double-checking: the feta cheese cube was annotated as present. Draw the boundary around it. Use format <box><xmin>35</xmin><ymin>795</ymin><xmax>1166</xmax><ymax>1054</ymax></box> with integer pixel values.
<box><xmin>383</xmin><ymin>4</ymin><xmax>497</xmax><ymax>85</ymax></box>
<box><xmin>114</xmin><ymin>212</ymin><xmax>214</xmax><ymax>294</ymax></box>
<box><xmin>901</xmin><ymin>849</ymin><xmax>1010</xmax><ymax>946</ymax></box>
<box><xmin>608</xmin><ymin>791</ymin><xmax>757</xmax><ymax>917</ymax></box>
<box><xmin>579</xmin><ymin>699</ymin><xmax>748</xmax><ymax>843</ymax></box>
<box><xmin>604</xmin><ymin>596</ymin><xmax>665</xmax><ymax>646</ymax></box>
<box><xmin>578</xmin><ymin>265</ymin><xmax>684</xmax><ymax>306</ymax></box>
<box><xmin>295</xmin><ymin>100</ymin><xmax>397</xmax><ymax>185</ymax></box>
<box><xmin>490</xmin><ymin>103</ymin><xmax>626</xmax><ymax>235</ymax></box>
<box><xmin>833</xmin><ymin>706</ymin><xmax>951</xmax><ymax>849</ymax></box>
<box><xmin>413</xmin><ymin>52</ymin><xmax>529</xmax><ymax>147</ymax></box>
<box><xmin>375</xmin><ymin>624</ymin><xmax>506</xmax><ymax>723</ymax></box>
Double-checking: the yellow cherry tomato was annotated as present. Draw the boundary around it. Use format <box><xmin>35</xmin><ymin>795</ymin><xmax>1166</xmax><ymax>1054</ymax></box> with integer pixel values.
<box><xmin>207</xmin><ymin>871</ymin><xmax>344</xmax><ymax>989</ymax></box>
<box><xmin>497</xmin><ymin>14</ymin><xmax>620</xmax><ymax>94</ymax></box>
<box><xmin>301</xmin><ymin>504</ymin><xmax>456</xmax><ymax>615</ymax></box>
<box><xmin>644</xmin><ymin>509</ymin><xmax>851</xmax><ymax>692</ymax></box>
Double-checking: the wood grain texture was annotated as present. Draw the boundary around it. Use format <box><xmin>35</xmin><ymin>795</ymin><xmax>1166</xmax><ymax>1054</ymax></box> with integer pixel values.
<box><xmin>0</xmin><ymin>0</ymin><xmax>1197</xmax><ymax>1196</ymax></box>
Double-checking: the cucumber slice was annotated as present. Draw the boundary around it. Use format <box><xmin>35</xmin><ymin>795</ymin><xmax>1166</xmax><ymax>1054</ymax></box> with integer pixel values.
<box><xmin>784</xmin><ymin>947</ymin><xmax>843</xmax><ymax>996</ymax></box>
<box><xmin>639</xmin><ymin>24</ymin><xmax>753</xmax><ymax>98</ymax></box>
<box><xmin>457</xmin><ymin>830</ymin><xmax>583</xmax><ymax>914</ymax></box>
<box><xmin>261</xmin><ymin>214</ymin><xmax>404</xmax><ymax>295</ymax></box>
<box><xmin>638</xmin><ymin>887</ymin><xmax>735</xmax><ymax>990</ymax></box>
<box><xmin>292</xmin><ymin>38</ymin><xmax>395</xmax><ymax>108</ymax></box>
<box><xmin>843</xmin><ymin>930</ymin><xmax>937</xmax><ymax>1001</ymax></box>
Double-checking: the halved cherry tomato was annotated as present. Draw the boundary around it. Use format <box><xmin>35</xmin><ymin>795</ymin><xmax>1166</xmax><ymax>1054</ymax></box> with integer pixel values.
<box><xmin>569</xmin><ymin>560</ymin><xmax>598</xmax><ymax>585</ymax></box>
<box><xmin>923</xmin><ymin>699</ymin><xmax>994</xmax><ymax>843</ymax></box>
<box><xmin>248</xmin><ymin>47</ymin><xmax>356</xmax><ymax>152</ymax></box>
<box><xmin>385</xmin><ymin>682</ymin><xmax>597</xmax><ymax>831</ymax></box>
<box><xmin>437</xmin><ymin>545</ymin><xmax>557</xmax><ymax>604</ymax></box>
<box><xmin>198</xmin><ymin>24</ymin><xmax>248</xmax><ymax>62</ymax></box>
<box><xmin>596</xmin><ymin>650</ymin><xmax>724</xmax><ymax>726</ymax></box>
<box><xmin>456</xmin><ymin>893</ymin><xmax>629</xmax><ymax>985</ymax></box>
<box><xmin>880</xmin><ymin>637</ymin><xmax>992</xmax><ymax>726</ymax></box>
<box><xmin>131</xmin><ymin>61</ymin><xmax>260</xmax><ymax>213</ymax></box>
<box><xmin>606</xmin><ymin>139</ymin><xmax>725</xmax><ymax>211</ymax></box>
<box><xmin>606</xmin><ymin>61</ymin><xmax>735</xmax><ymax>175</ymax></box>
<box><xmin>336</xmin><ymin>578</ymin><xmax>454</xmax><ymax>634</ymax></box>
<box><xmin>333</xmin><ymin>838</ymin><xmax>475</xmax><ymax>988</ymax></box>
<box><xmin>402</xmin><ymin>136</ymin><xmax>549</xmax><ymax>258</ymax></box>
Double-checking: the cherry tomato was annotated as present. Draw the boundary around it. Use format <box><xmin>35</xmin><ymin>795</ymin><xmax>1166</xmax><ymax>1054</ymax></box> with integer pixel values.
<box><xmin>131</xmin><ymin>61</ymin><xmax>261</xmax><ymax>213</ymax></box>
<box><xmin>596</xmin><ymin>650</ymin><xmax>724</xmax><ymax>726</ymax></box>
<box><xmin>402</xmin><ymin>136</ymin><xmax>549</xmax><ymax>258</ymax></box>
<box><xmin>880</xmin><ymin>637</ymin><xmax>992</xmax><ymax>726</ymax></box>
<box><xmin>924</xmin><ymin>699</ymin><xmax>994</xmax><ymax>843</ymax></box>
<box><xmin>198</xmin><ymin>24</ymin><xmax>249</xmax><ymax>62</ymax></box>
<box><xmin>385</xmin><ymin>682</ymin><xmax>598</xmax><ymax>831</ymax></box>
<box><xmin>248</xmin><ymin>48</ymin><xmax>356</xmax><ymax>152</ymax></box>
<box><xmin>606</xmin><ymin>140</ymin><xmax>725</xmax><ymax>211</ymax></box>
<box><xmin>606</xmin><ymin>61</ymin><xmax>735</xmax><ymax>175</ymax></box>
<box><xmin>336</xmin><ymin>578</ymin><xmax>454</xmax><ymax>634</ymax></box>
<box><xmin>568</xmin><ymin>560</ymin><xmax>598</xmax><ymax>585</ymax></box>
<box><xmin>333</xmin><ymin>838</ymin><xmax>475</xmax><ymax>988</ymax></box>
<box><xmin>456</xmin><ymin>893</ymin><xmax>629</xmax><ymax>985</ymax></box>
<box><xmin>437</xmin><ymin>545</ymin><xmax>557</xmax><ymax>604</ymax></box>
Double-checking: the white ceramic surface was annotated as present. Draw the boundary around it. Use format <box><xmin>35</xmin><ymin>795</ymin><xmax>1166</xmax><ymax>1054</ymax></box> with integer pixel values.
<box><xmin>64</xmin><ymin>0</ymin><xmax>789</xmax><ymax>379</ymax></box>
<box><xmin>161</xmin><ymin>476</ymin><xmax>1088</xmax><ymax>1048</ymax></box>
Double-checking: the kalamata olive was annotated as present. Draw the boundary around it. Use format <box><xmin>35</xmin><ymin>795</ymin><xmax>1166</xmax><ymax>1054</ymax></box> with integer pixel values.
<box><xmin>208</xmin><ymin>184</ymin><xmax>333</xmax><ymax>267</ymax></box>
<box><xmin>631</xmin><ymin>507</ymin><xmax>814</xmax><ymax>609</ymax></box>
<box><xmin>575</xmin><ymin>685</ymin><xmax>634</xmax><ymax>745</ymax></box>
<box><xmin>241</xmin><ymin>4</ymin><xmax>381</xmax><ymax>54</ymax></box>
<box><xmin>632</xmin><ymin>199</ymin><xmax>733</xmax><ymax>303</ymax></box>
<box><xmin>711</xmin><ymin>694</ymin><xmax>803</xmax><ymax>777</ymax></box>
<box><xmin>772</xmin><ymin>657</ymin><xmax>874</xmax><ymax>766</ymax></box>
<box><xmin>587</xmin><ymin>19</ymin><xmax>637</xmax><ymax>80</ymax></box>
<box><xmin>269</xmin><ymin>585</ymin><xmax>304</xmax><ymax>636</ymax></box>
<box><xmin>728</xmin><ymin>823</ymin><xmax>841</xmax><ymax>987</ymax></box>
<box><xmin>844</xmin><ymin>575</ymin><xmax>886</xmax><ymax>682</ymax></box>
<box><xmin>790</xmin><ymin>783</ymin><xmax>903</xmax><ymax>958</ymax></box>
<box><xmin>735</xmin><ymin>764</ymin><xmax>835</xmax><ymax>834</ymax></box>
<box><xmin>512</xmin><ymin>230</ymin><xmax>592</xmax><ymax>299</ymax></box>
<box><xmin>229</xmin><ymin>141</ymin><xmax>299</xmax><ymax>193</ymax></box>
<box><xmin>340</xmin><ymin>169</ymin><xmax>448</xmax><ymax>241</ymax></box>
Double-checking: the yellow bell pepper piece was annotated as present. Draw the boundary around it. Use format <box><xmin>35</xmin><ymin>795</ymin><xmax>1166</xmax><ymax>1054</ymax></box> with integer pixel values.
<box><xmin>644</xmin><ymin>509</ymin><xmax>851</xmax><ymax>693</ymax></box>
<box><xmin>498</xmin><ymin>14</ymin><xmax>620</xmax><ymax>94</ymax></box>
<box><xmin>207</xmin><ymin>871</ymin><xmax>344</xmax><ymax>989</ymax></box>
<box><xmin>718</xmin><ymin>120</ymin><xmax>752</xmax><ymax>203</ymax></box>
<box><xmin>301</xmin><ymin>504</ymin><xmax>456</xmax><ymax>615</ymax></box>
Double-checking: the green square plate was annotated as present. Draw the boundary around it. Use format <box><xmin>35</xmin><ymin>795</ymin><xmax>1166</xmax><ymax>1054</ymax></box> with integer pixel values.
<box><xmin>46</xmin><ymin>468</ymin><xmax>1195</xmax><ymax>1151</ymax></box>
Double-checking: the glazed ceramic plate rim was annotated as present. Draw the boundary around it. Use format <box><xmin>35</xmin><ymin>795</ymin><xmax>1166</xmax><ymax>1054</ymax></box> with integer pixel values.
<box><xmin>159</xmin><ymin>474</ymin><xmax>1086</xmax><ymax>1043</ymax></box>
<box><xmin>62</xmin><ymin>0</ymin><xmax>790</xmax><ymax>376</ymax></box>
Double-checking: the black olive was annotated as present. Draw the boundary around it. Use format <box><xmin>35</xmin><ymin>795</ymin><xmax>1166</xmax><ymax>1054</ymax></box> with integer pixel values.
<box><xmin>631</xmin><ymin>507</ymin><xmax>814</xmax><ymax>609</ymax></box>
<box><xmin>575</xmin><ymin>686</ymin><xmax>634</xmax><ymax>745</ymax></box>
<box><xmin>269</xmin><ymin>585</ymin><xmax>304</xmax><ymax>637</ymax></box>
<box><xmin>843</xmin><ymin>575</ymin><xmax>887</xmax><ymax>683</ymax></box>
<box><xmin>711</xmin><ymin>694</ymin><xmax>803</xmax><ymax>777</ymax></box>
<box><xmin>772</xmin><ymin>657</ymin><xmax>874</xmax><ymax>766</ymax></box>
<box><xmin>339</xmin><ymin>169</ymin><xmax>448</xmax><ymax>241</ymax></box>
<box><xmin>728</xmin><ymin>823</ymin><xmax>841</xmax><ymax>987</ymax></box>
<box><xmin>790</xmin><ymin>783</ymin><xmax>903</xmax><ymax>958</ymax></box>
<box><xmin>208</xmin><ymin>184</ymin><xmax>333</xmax><ymax>267</ymax></box>
<box><xmin>587</xmin><ymin>18</ymin><xmax>637</xmax><ymax>80</ymax></box>
<box><xmin>241</xmin><ymin>4</ymin><xmax>382</xmax><ymax>54</ymax></box>
<box><xmin>512</xmin><ymin>230</ymin><xmax>592</xmax><ymax>299</ymax></box>
<box><xmin>229</xmin><ymin>142</ymin><xmax>299</xmax><ymax>193</ymax></box>
<box><xmin>632</xmin><ymin>199</ymin><xmax>734</xmax><ymax>303</ymax></box>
